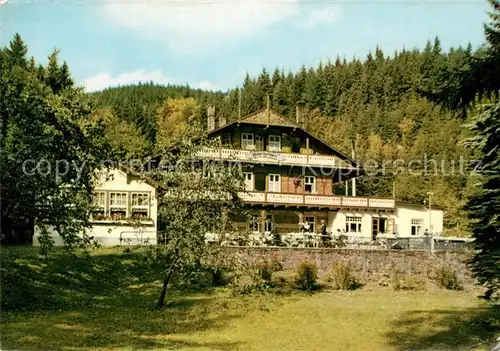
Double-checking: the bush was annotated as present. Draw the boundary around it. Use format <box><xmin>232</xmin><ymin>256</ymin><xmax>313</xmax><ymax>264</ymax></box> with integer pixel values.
<box><xmin>328</xmin><ymin>261</ymin><xmax>361</xmax><ymax>290</ymax></box>
<box><xmin>254</xmin><ymin>254</ymin><xmax>283</xmax><ymax>285</ymax></box>
<box><xmin>434</xmin><ymin>266</ymin><xmax>462</xmax><ymax>290</ymax></box>
<box><xmin>211</xmin><ymin>268</ymin><xmax>232</xmax><ymax>287</ymax></box>
<box><xmin>391</xmin><ymin>273</ymin><xmax>425</xmax><ymax>291</ymax></box>
<box><xmin>295</xmin><ymin>260</ymin><xmax>318</xmax><ymax>291</ymax></box>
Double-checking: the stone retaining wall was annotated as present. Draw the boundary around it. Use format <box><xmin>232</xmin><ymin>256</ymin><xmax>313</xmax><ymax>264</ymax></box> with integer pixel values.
<box><xmin>226</xmin><ymin>248</ymin><xmax>474</xmax><ymax>284</ymax></box>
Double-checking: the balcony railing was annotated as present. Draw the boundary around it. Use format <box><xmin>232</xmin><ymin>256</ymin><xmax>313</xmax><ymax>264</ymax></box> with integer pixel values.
<box><xmin>197</xmin><ymin>148</ymin><xmax>353</xmax><ymax>168</ymax></box>
<box><xmin>237</xmin><ymin>191</ymin><xmax>395</xmax><ymax>209</ymax></box>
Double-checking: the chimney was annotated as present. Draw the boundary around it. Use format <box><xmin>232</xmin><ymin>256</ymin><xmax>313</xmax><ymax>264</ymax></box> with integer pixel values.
<box><xmin>207</xmin><ymin>105</ymin><xmax>215</xmax><ymax>132</ymax></box>
<box><xmin>296</xmin><ymin>101</ymin><xmax>305</xmax><ymax>125</ymax></box>
<box><xmin>219</xmin><ymin>115</ymin><xmax>227</xmax><ymax>128</ymax></box>
<box><xmin>266</xmin><ymin>95</ymin><xmax>271</xmax><ymax>127</ymax></box>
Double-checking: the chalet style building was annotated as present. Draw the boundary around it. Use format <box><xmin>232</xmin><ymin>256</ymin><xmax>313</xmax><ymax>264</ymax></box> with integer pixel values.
<box><xmin>197</xmin><ymin>104</ymin><xmax>443</xmax><ymax>240</ymax></box>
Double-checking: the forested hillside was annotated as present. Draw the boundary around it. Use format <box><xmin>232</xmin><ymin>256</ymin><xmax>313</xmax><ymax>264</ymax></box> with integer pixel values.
<box><xmin>90</xmin><ymin>38</ymin><xmax>482</xmax><ymax>236</ymax></box>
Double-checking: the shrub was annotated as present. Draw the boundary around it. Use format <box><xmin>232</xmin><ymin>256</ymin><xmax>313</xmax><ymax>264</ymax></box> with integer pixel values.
<box><xmin>295</xmin><ymin>260</ymin><xmax>318</xmax><ymax>291</ymax></box>
<box><xmin>211</xmin><ymin>268</ymin><xmax>232</xmax><ymax>287</ymax></box>
<box><xmin>254</xmin><ymin>254</ymin><xmax>283</xmax><ymax>285</ymax></box>
<box><xmin>328</xmin><ymin>261</ymin><xmax>361</xmax><ymax>290</ymax></box>
<box><xmin>434</xmin><ymin>266</ymin><xmax>462</xmax><ymax>290</ymax></box>
<box><xmin>391</xmin><ymin>274</ymin><xmax>425</xmax><ymax>291</ymax></box>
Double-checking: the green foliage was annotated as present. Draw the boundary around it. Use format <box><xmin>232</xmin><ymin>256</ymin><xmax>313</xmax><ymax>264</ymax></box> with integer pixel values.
<box><xmin>0</xmin><ymin>33</ymin><xmax>111</xmax><ymax>248</ymax></box>
<box><xmin>434</xmin><ymin>266</ymin><xmax>463</xmax><ymax>290</ymax></box>
<box><xmin>391</xmin><ymin>273</ymin><xmax>425</xmax><ymax>291</ymax></box>
<box><xmin>255</xmin><ymin>255</ymin><xmax>283</xmax><ymax>284</ymax></box>
<box><xmin>89</xmin><ymin>82</ymin><xmax>225</xmax><ymax>146</ymax></box>
<box><xmin>327</xmin><ymin>261</ymin><xmax>361</xmax><ymax>290</ymax></box>
<box><xmin>465</xmin><ymin>103</ymin><xmax>500</xmax><ymax>298</ymax></box>
<box><xmin>155</xmin><ymin>97</ymin><xmax>201</xmax><ymax>152</ymax></box>
<box><xmin>426</xmin><ymin>1</ymin><xmax>499</xmax><ymax>298</ymax></box>
<box><xmin>295</xmin><ymin>260</ymin><xmax>318</xmax><ymax>291</ymax></box>
<box><xmin>210</xmin><ymin>267</ymin><xmax>233</xmax><ymax>287</ymax></box>
<box><xmin>146</xmin><ymin>122</ymin><xmax>246</xmax><ymax>307</ymax></box>
<box><xmin>93</xmin><ymin>108</ymin><xmax>152</xmax><ymax>159</ymax></box>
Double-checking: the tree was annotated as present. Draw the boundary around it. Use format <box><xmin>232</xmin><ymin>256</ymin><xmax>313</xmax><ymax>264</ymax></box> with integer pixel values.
<box><xmin>146</xmin><ymin>121</ymin><xmax>246</xmax><ymax>308</ymax></box>
<box><xmin>3</xmin><ymin>33</ymin><xmax>28</xmax><ymax>69</ymax></box>
<box><xmin>44</xmin><ymin>49</ymin><xmax>74</xmax><ymax>93</ymax></box>
<box><xmin>465</xmin><ymin>104</ymin><xmax>500</xmax><ymax>299</ymax></box>
<box><xmin>155</xmin><ymin>97</ymin><xmax>200</xmax><ymax>152</ymax></box>
<box><xmin>0</xmin><ymin>34</ymin><xmax>110</xmax><ymax>248</ymax></box>
<box><xmin>426</xmin><ymin>0</ymin><xmax>500</xmax><ymax>299</ymax></box>
<box><xmin>93</xmin><ymin>108</ymin><xmax>152</xmax><ymax>159</ymax></box>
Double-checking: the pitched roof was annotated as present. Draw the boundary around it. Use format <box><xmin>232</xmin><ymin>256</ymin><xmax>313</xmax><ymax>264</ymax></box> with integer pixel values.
<box><xmin>240</xmin><ymin>109</ymin><xmax>297</xmax><ymax>128</ymax></box>
<box><xmin>209</xmin><ymin>108</ymin><xmax>359</xmax><ymax>167</ymax></box>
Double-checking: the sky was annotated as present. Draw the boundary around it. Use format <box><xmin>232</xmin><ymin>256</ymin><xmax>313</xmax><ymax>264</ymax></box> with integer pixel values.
<box><xmin>0</xmin><ymin>0</ymin><xmax>490</xmax><ymax>92</ymax></box>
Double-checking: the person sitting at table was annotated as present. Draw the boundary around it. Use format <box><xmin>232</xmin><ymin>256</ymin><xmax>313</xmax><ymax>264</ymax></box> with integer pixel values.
<box><xmin>320</xmin><ymin>220</ymin><xmax>331</xmax><ymax>246</ymax></box>
<box><xmin>303</xmin><ymin>221</ymin><xmax>311</xmax><ymax>233</ymax></box>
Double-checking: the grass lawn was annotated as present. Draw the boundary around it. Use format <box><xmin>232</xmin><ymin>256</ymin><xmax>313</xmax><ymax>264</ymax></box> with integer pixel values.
<box><xmin>1</xmin><ymin>247</ymin><xmax>499</xmax><ymax>351</ymax></box>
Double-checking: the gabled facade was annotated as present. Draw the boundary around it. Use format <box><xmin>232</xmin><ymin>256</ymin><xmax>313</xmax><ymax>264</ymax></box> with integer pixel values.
<box><xmin>196</xmin><ymin>104</ymin><xmax>443</xmax><ymax>239</ymax></box>
<box><xmin>33</xmin><ymin>169</ymin><xmax>158</xmax><ymax>246</ymax></box>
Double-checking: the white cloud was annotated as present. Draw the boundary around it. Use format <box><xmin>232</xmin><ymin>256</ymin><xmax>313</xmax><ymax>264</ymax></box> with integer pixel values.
<box><xmin>198</xmin><ymin>80</ymin><xmax>218</xmax><ymax>91</ymax></box>
<box><xmin>100</xmin><ymin>0</ymin><xmax>301</xmax><ymax>53</ymax></box>
<box><xmin>83</xmin><ymin>70</ymin><xmax>220</xmax><ymax>92</ymax></box>
<box><xmin>301</xmin><ymin>5</ymin><xmax>341</xmax><ymax>28</ymax></box>
<box><xmin>83</xmin><ymin>69</ymin><xmax>174</xmax><ymax>92</ymax></box>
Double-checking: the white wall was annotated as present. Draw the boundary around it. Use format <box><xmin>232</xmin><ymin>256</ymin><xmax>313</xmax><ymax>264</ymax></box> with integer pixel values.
<box><xmin>328</xmin><ymin>205</ymin><xmax>442</xmax><ymax>239</ymax></box>
<box><xmin>395</xmin><ymin>204</ymin><xmax>443</xmax><ymax>237</ymax></box>
<box><xmin>329</xmin><ymin>210</ymin><xmax>396</xmax><ymax>238</ymax></box>
<box><xmin>33</xmin><ymin>224</ymin><xmax>157</xmax><ymax>246</ymax></box>
<box><xmin>33</xmin><ymin>169</ymin><xmax>158</xmax><ymax>246</ymax></box>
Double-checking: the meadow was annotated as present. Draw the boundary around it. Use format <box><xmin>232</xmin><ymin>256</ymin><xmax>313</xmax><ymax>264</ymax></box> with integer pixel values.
<box><xmin>1</xmin><ymin>247</ymin><xmax>498</xmax><ymax>351</ymax></box>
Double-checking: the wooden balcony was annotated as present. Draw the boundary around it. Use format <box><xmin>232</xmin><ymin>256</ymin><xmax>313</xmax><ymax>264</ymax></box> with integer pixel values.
<box><xmin>197</xmin><ymin>147</ymin><xmax>353</xmax><ymax>169</ymax></box>
<box><xmin>237</xmin><ymin>191</ymin><xmax>395</xmax><ymax>209</ymax></box>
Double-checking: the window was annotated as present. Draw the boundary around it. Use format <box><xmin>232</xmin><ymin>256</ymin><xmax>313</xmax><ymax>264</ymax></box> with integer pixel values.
<box><xmin>411</xmin><ymin>218</ymin><xmax>423</xmax><ymax>236</ymax></box>
<box><xmin>255</xmin><ymin>135</ymin><xmax>264</xmax><ymax>151</ymax></box>
<box><xmin>268</xmin><ymin>135</ymin><xmax>281</xmax><ymax>151</ymax></box>
<box><xmin>243</xmin><ymin>172</ymin><xmax>254</xmax><ymax>191</ymax></box>
<box><xmin>131</xmin><ymin>193</ymin><xmax>150</xmax><ymax>219</ymax></box>
<box><xmin>248</xmin><ymin>214</ymin><xmax>260</xmax><ymax>232</ymax></box>
<box><xmin>305</xmin><ymin>216</ymin><xmax>315</xmax><ymax>233</ymax></box>
<box><xmin>346</xmin><ymin>216</ymin><xmax>362</xmax><ymax>233</ymax></box>
<box><xmin>304</xmin><ymin>176</ymin><xmax>316</xmax><ymax>193</ymax></box>
<box><xmin>268</xmin><ymin>174</ymin><xmax>281</xmax><ymax>192</ymax></box>
<box><xmin>109</xmin><ymin>192</ymin><xmax>127</xmax><ymax>219</ymax></box>
<box><xmin>110</xmin><ymin>192</ymin><xmax>127</xmax><ymax>207</ymax></box>
<box><xmin>222</xmin><ymin>133</ymin><xmax>232</xmax><ymax>146</ymax></box>
<box><xmin>131</xmin><ymin>193</ymin><xmax>149</xmax><ymax>207</ymax></box>
<box><xmin>92</xmin><ymin>192</ymin><xmax>106</xmax><ymax>218</ymax></box>
<box><xmin>241</xmin><ymin>133</ymin><xmax>254</xmax><ymax>150</ymax></box>
<box><xmin>264</xmin><ymin>215</ymin><xmax>273</xmax><ymax>232</ymax></box>
<box><xmin>93</xmin><ymin>192</ymin><xmax>106</xmax><ymax>209</ymax></box>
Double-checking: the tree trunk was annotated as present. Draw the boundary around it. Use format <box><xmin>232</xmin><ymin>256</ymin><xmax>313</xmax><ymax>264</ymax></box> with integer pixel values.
<box><xmin>156</xmin><ymin>266</ymin><xmax>175</xmax><ymax>309</ymax></box>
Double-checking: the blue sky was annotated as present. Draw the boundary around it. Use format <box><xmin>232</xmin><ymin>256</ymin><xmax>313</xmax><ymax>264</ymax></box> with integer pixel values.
<box><xmin>1</xmin><ymin>0</ymin><xmax>490</xmax><ymax>92</ymax></box>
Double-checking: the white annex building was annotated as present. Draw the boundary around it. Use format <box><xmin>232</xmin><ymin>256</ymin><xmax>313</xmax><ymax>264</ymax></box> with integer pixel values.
<box><xmin>33</xmin><ymin>168</ymin><xmax>158</xmax><ymax>246</ymax></box>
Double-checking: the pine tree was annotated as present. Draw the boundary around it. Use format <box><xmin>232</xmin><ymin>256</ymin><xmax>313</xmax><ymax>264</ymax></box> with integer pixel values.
<box><xmin>466</xmin><ymin>104</ymin><xmax>500</xmax><ymax>299</ymax></box>
<box><xmin>256</xmin><ymin>68</ymin><xmax>272</xmax><ymax>105</ymax></box>
<box><xmin>485</xmin><ymin>0</ymin><xmax>500</xmax><ymax>50</ymax></box>
<box><xmin>428</xmin><ymin>0</ymin><xmax>500</xmax><ymax>298</ymax></box>
<box><xmin>4</xmin><ymin>33</ymin><xmax>28</xmax><ymax>68</ymax></box>
<box><xmin>271</xmin><ymin>68</ymin><xmax>282</xmax><ymax>90</ymax></box>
